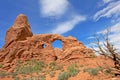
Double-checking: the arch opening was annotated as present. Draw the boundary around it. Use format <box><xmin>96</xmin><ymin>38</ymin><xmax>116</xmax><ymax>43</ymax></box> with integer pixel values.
<box><xmin>52</xmin><ymin>40</ymin><xmax>62</xmax><ymax>49</ymax></box>
<box><xmin>42</xmin><ymin>44</ymin><xmax>47</xmax><ymax>48</ymax></box>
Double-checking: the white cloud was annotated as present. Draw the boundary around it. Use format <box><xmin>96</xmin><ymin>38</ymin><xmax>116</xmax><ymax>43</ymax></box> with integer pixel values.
<box><xmin>103</xmin><ymin>0</ymin><xmax>113</xmax><ymax>4</ymax></box>
<box><xmin>97</xmin><ymin>22</ymin><xmax>120</xmax><ymax>34</ymax></box>
<box><xmin>39</xmin><ymin>0</ymin><xmax>69</xmax><ymax>17</ymax></box>
<box><xmin>94</xmin><ymin>0</ymin><xmax>120</xmax><ymax>21</ymax></box>
<box><xmin>87</xmin><ymin>22</ymin><xmax>120</xmax><ymax>53</ymax></box>
<box><xmin>39</xmin><ymin>0</ymin><xmax>86</xmax><ymax>35</ymax></box>
<box><xmin>51</xmin><ymin>15</ymin><xmax>86</xmax><ymax>34</ymax></box>
<box><xmin>96</xmin><ymin>22</ymin><xmax>120</xmax><ymax>51</ymax></box>
<box><xmin>108</xmin><ymin>23</ymin><xmax>120</xmax><ymax>50</ymax></box>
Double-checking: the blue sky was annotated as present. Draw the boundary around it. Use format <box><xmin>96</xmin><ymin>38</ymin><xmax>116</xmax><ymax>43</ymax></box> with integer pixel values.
<box><xmin>0</xmin><ymin>0</ymin><xmax>120</xmax><ymax>50</ymax></box>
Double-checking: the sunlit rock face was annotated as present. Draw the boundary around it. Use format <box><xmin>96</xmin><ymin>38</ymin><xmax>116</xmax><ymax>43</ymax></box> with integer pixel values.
<box><xmin>4</xmin><ymin>14</ymin><xmax>33</xmax><ymax>48</ymax></box>
<box><xmin>0</xmin><ymin>14</ymin><xmax>94</xmax><ymax>70</ymax></box>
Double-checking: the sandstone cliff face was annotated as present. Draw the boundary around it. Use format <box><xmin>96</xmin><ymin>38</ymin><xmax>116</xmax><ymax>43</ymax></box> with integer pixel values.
<box><xmin>4</xmin><ymin>14</ymin><xmax>33</xmax><ymax>48</ymax></box>
<box><xmin>0</xmin><ymin>14</ymin><xmax>94</xmax><ymax>70</ymax></box>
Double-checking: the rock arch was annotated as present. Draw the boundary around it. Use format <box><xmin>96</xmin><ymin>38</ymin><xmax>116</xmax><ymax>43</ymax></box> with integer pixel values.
<box><xmin>0</xmin><ymin>14</ymin><xmax>94</xmax><ymax>71</ymax></box>
<box><xmin>52</xmin><ymin>40</ymin><xmax>62</xmax><ymax>49</ymax></box>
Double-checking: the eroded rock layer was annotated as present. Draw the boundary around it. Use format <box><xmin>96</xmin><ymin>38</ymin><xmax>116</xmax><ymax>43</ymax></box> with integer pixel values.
<box><xmin>0</xmin><ymin>14</ymin><xmax>94</xmax><ymax>70</ymax></box>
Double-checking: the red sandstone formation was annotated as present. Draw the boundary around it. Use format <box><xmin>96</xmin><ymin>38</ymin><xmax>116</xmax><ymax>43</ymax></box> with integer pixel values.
<box><xmin>0</xmin><ymin>14</ymin><xmax>94</xmax><ymax>71</ymax></box>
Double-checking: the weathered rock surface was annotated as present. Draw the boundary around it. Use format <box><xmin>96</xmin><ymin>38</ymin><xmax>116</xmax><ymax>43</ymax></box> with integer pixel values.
<box><xmin>0</xmin><ymin>14</ymin><xmax>94</xmax><ymax>70</ymax></box>
<box><xmin>4</xmin><ymin>14</ymin><xmax>33</xmax><ymax>48</ymax></box>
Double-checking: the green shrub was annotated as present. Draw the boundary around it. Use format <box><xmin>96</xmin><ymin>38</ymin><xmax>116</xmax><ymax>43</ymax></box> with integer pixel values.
<box><xmin>67</xmin><ymin>64</ymin><xmax>80</xmax><ymax>77</ymax></box>
<box><xmin>49</xmin><ymin>62</ymin><xmax>56</xmax><ymax>71</ymax></box>
<box><xmin>39</xmin><ymin>75</ymin><xmax>46</xmax><ymax>80</ymax></box>
<box><xmin>90</xmin><ymin>54</ymin><xmax>97</xmax><ymax>58</ymax></box>
<box><xmin>14</xmin><ymin>76</ymin><xmax>20</xmax><ymax>80</ymax></box>
<box><xmin>83</xmin><ymin>67</ymin><xmax>101</xmax><ymax>76</ymax></box>
<box><xmin>97</xmin><ymin>66</ymin><xmax>104</xmax><ymax>71</ymax></box>
<box><xmin>0</xmin><ymin>71</ymin><xmax>6</xmax><ymax>78</ymax></box>
<box><xmin>57</xmin><ymin>63</ymin><xmax>80</xmax><ymax>80</ymax></box>
<box><xmin>104</xmin><ymin>68</ymin><xmax>115</xmax><ymax>77</ymax></box>
<box><xmin>49</xmin><ymin>62</ymin><xmax>56</xmax><ymax>67</ymax></box>
<box><xmin>49</xmin><ymin>62</ymin><xmax>63</xmax><ymax>71</ymax></box>
<box><xmin>58</xmin><ymin>72</ymin><xmax>70</xmax><ymax>80</ymax></box>
<box><xmin>11</xmin><ymin>72</ymin><xmax>18</xmax><ymax>78</ymax></box>
<box><xmin>49</xmin><ymin>71</ymin><xmax>55</xmax><ymax>77</ymax></box>
<box><xmin>14</xmin><ymin>60</ymin><xmax>46</xmax><ymax>74</ymax></box>
<box><xmin>79</xmin><ymin>64</ymin><xmax>84</xmax><ymax>67</ymax></box>
<box><xmin>23</xmin><ymin>75</ymin><xmax>45</xmax><ymax>80</ymax></box>
<box><xmin>0</xmin><ymin>63</ymin><xmax>3</xmax><ymax>68</ymax></box>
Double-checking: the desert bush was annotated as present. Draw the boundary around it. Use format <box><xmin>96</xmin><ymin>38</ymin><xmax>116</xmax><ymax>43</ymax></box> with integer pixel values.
<box><xmin>14</xmin><ymin>60</ymin><xmax>46</xmax><ymax>74</ymax></box>
<box><xmin>11</xmin><ymin>72</ymin><xmax>18</xmax><ymax>78</ymax></box>
<box><xmin>0</xmin><ymin>71</ymin><xmax>6</xmax><ymax>78</ymax></box>
<box><xmin>57</xmin><ymin>63</ymin><xmax>79</xmax><ymax>80</ymax></box>
<box><xmin>79</xmin><ymin>64</ymin><xmax>84</xmax><ymax>67</ymax></box>
<box><xmin>0</xmin><ymin>63</ymin><xmax>3</xmax><ymax>68</ymax></box>
<box><xmin>67</xmin><ymin>63</ymin><xmax>80</xmax><ymax>77</ymax></box>
<box><xmin>104</xmin><ymin>67</ymin><xmax>115</xmax><ymax>77</ymax></box>
<box><xmin>84</xmin><ymin>68</ymin><xmax>99</xmax><ymax>76</ymax></box>
<box><xmin>58</xmin><ymin>72</ymin><xmax>70</xmax><ymax>80</ymax></box>
<box><xmin>23</xmin><ymin>75</ymin><xmax>45</xmax><ymax>80</ymax></box>
<box><xmin>49</xmin><ymin>71</ymin><xmax>55</xmax><ymax>77</ymax></box>
<box><xmin>49</xmin><ymin>61</ymin><xmax>56</xmax><ymax>71</ymax></box>
<box><xmin>49</xmin><ymin>61</ymin><xmax>63</xmax><ymax>71</ymax></box>
<box><xmin>90</xmin><ymin>54</ymin><xmax>97</xmax><ymax>58</ymax></box>
<box><xmin>14</xmin><ymin>76</ymin><xmax>20</xmax><ymax>80</ymax></box>
<box><xmin>83</xmin><ymin>66</ymin><xmax>104</xmax><ymax>76</ymax></box>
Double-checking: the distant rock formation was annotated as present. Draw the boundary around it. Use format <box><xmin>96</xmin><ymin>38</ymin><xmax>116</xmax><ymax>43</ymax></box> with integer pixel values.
<box><xmin>0</xmin><ymin>14</ymin><xmax>94</xmax><ymax>71</ymax></box>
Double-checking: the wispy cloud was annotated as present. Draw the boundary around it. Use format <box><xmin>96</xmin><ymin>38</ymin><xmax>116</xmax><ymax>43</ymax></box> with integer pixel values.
<box><xmin>89</xmin><ymin>0</ymin><xmax>120</xmax><ymax>52</ymax></box>
<box><xmin>39</xmin><ymin>0</ymin><xmax>86</xmax><ymax>34</ymax></box>
<box><xmin>94</xmin><ymin>0</ymin><xmax>120</xmax><ymax>21</ymax></box>
<box><xmin>97</xmin><ymin>22</ymin><xmax>120</xmax><ymax>34</ymax></box>
<box><xmin>88</xmin><ymin>22</ymin><xmax>120</xmax><ymax>51</ymax></box>
<box><xmin>39</xmin><ymin>0</ymin><xmax>69</xmax><ymax>17</ymax></box>
<box><xmin>103</xmin><ymin>0</ymin><xmax>113</xmax><ymax>4</ymax></box>
<box><xmin>101</xmin><ymin>22</ymin><xmax>120</xmax><ymax>51</ymax></box>
<box><xmin>51</xmin><ymin>15</ymin><xmax>86</xmax><ymax>34</ymax></box>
